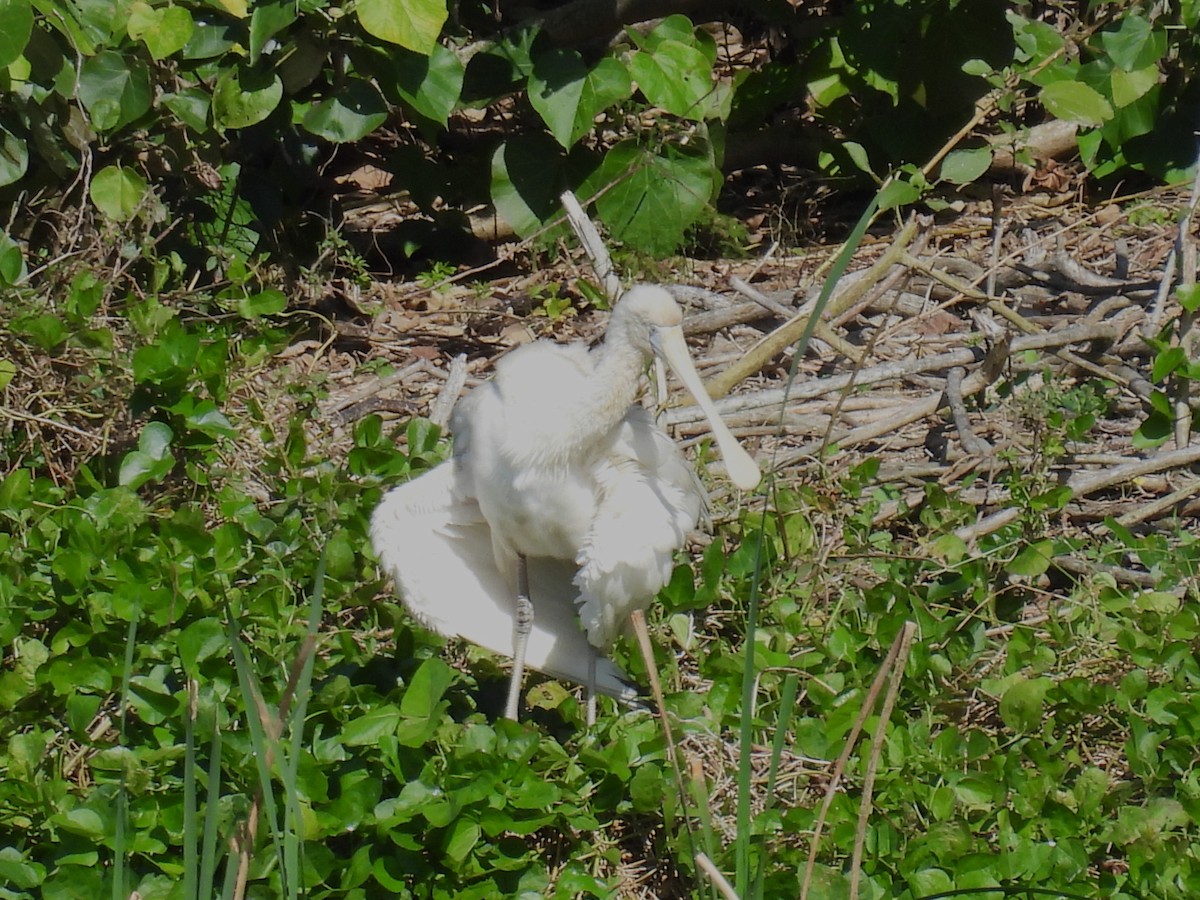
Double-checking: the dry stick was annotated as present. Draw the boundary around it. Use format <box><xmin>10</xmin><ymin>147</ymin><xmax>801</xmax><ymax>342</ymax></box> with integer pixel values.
<box><xmin>849</xmin><ymin>622</ymin><xmax>917</xmax><ymax>900</ymax></box>
<box><xmin>1117</xmin><ymin>477</ymin><xmax>1200</xmax><ymax>528</ymax></box>
<box><xmin>730</xmin><ymin>276</ymin><xmax>864</xmax><ymax>364</ymax></box>
<box><xmin>560</xmin><ymin>189</ymin><xmax>622</xmax><ymax>304</ymax></box>
<box><xmin>428</xmin><ymin>354</ymin><xmax>469</xmax><ymax>429</ymax></box>
<box><xmin>1174</xmin><ymin>234</ymin><xmax>1198</xmax><ymax>447</ymax></box>
<box><xmin>764</xmin><ymin>322</ymin><xmax>1119</xmax><ymax>469</ymax></box>
<box><xmin>706</xmin><ymin>218</ymin><xmax>922</xmax><ymax>399</ymax></box>
<box><xmin>945</xmin><ymin>366</ymin><xmax>992</xmax><ymax>455</ymax></box>
<box><xmin>800</xmin><ymin>622</ymin><xmax>917</xmax><ymax>900</ymax></box>
<box><xmin>696</xmin><ymin>852</ymin><xmax>742</xmax><ymax>900</ymax></box>
<box><xmin>630</xmin><ymin>610</ymin><xmax>699</xmax><ymax>867</ymax></box>
<box><xmin>955</xmin><ymin>443</ymin><xmax>1200</xmax><ymax>544</ymax></box>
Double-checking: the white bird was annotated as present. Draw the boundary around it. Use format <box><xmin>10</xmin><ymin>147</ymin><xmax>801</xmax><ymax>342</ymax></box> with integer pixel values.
<box><xmin>371</xmin><ymin>285</ymin><xmax>760</xmax><ymax>720</ymax></box>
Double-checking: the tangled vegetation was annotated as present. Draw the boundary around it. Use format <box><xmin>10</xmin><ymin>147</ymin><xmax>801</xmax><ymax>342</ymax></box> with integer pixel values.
<box><xmin>2</xmin><ymin>0</ymin><xmax>1200</xmax><ymax>898</ymax></box>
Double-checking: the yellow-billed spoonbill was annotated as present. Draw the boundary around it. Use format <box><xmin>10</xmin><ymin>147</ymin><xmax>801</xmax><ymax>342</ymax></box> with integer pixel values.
<box><xmin>371</xmin><ymin>285</ymin><xmax>760</xmax><ymax>720</ymax></box>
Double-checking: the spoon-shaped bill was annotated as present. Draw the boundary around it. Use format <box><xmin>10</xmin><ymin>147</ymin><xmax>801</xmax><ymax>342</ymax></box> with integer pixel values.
<box><xmin>653</xmin><ymin>326</ymin><xmax>762</xmax><ymax>491</ymax></box>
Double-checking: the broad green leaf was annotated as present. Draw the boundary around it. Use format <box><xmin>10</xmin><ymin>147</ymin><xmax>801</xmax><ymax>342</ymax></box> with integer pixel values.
<box><xmin>399</xmin><ymin>657</ymin><xmax>453</xmax><ymax>719</ymax></box>
<box><xmin>1100</xmin><ymin>14</ymin><xmax>1162</xmax><ymax>71</ymax></box>
<box><xmin>490</xmin><ymin>134</ymin><xmax>567</xmax><ymax>238</ymax></box>
<box><xmin>90</xmin><ymin>165</ymin><xmax>148</xmax><ymax>221</ymax></box>
<box><xmin>0</xmin><ymin>126</ymin><xmax>28</xmax><ymax>188</ymax></box>
<box><xmin>343</xmin><ymin>705</ymin><xmax>401</xmax><ymax>745</ymax></box>
<box><xmin>179</xmin><ymin>618</ymin><xmax>227</xmax><ymax>673</ymax></box>
<box><xmin>1151</xmin><ymin>346</ymin><xmax>1185</xmax><ymax>382</ymax></box>
<box><xmin>1110</xmin><ymin>65</ymin><xmax>1157</xmax><ymax>108</ymax></box>
<box><xmin>1178</xmin><ymin>283</ymin><xmax>1200</xmax><ymax>313</ymax></box>
<box><xmin>357</xmin><ymin>0</ymin><xmax>447</xmax><ymax>56</ymax></box>
<box><xmin>1005</xmin><ymin>539</ymin><xmax>1054</xmax><ymax>578</ymax></box>
<box><xmin>391</xmin><ymin>44</ymin><xmax>463</xmax><ymax>126</ymax></box>
<box><xmin>1039</xmin><ymin>81</ymin><xmax>1113</xmax><ymax>126</ymax></box>
<box><xmin>629</xmin><ymin>39</ymin><xmax>714</xmax><ymax>119</ymax></box>
<box><xmin>1007</xmin><ymin>11</ymin><xmax>1065</xmax><ymax>62</ymax></box>
<box><xmin>929</xmin><ymin>533</ymin><xmax>967</xmax><ymax>564</ymax></box>
<box><xmin>529</xmin><ymin>50</ymin><xmax>630</xmax><ymax>148</ymax></box>
<box><xmin>0</xmin><ymin>847</ymin><xmax>45</xmax><ymax>889</ymax></box>
<box><xmin>589</xmin><ymin>140</ymin><xmax>715</xmax><ymax>255</ymax></box>
<box><xmin>0</xmin><ymin>467</ymin><xmax>30</xmax><ymax>512</ymax></box>
<box><xmin>1134</xmin><ymin>591</ymin><xmax>1182</xmax><ymax>614</ymax></box>
<box><xmin>248</xmin><ymin>0</ymin><xmax>295</xmax><ymax>64</ymax></box>
<box><xmin>877</xmin><ymin>176</ymin><xmax>922</xmax><ymax>210</ymax></box>
<box><xmin>236</xmin><ymin>288</ymin><xmax>287</xmax><ymax>318</ymax></box>
<box><xmin>842</xmin><ymin>141</ymin><xmax>874</xmax><ymax>176</ymax></box>
<box><xmin>303</xmin><ymin>79</ymin><xmax>387</xmax><ymax>143</ymax></box>
<box><xmin>0</xmin><ymin>0</ymin><xmax>33</xmax><ymax>68</ymax></box>
<box><xmin>51</xmin><ymin>807</ymin><xmax>107</xmax><ymax>839</ymax></box>
<box><xmin>441</xmin><ymin>818</ymin><xmax>480</xmax><ymax>868</ymax></box>
<box><xmin>119</xmin><ymin>422</ymin><xmax>175</xmax><ymax>488</ymax></box>
<box><xmin>0</xmin><ymin>358</ymin><xmax>14</xmax><ymax>390</ymax></box>
<box><xmin>77</xmin><ymin>50</ymin><xmax>153</xmax><ymax>132</ymax></box>
<box><xmin>999</xmin><ymin>676</ymin><xmax>1052</xmax><ymax>732</ymax></box>
<box><xmin>163</xmin><ymin>88</ymin><xmax>211</xmax><ymax>132</ymax></box>
<box><xmin>0</xmin><ymin>230</ymin><xmax>25</xmax><ymax>284</ymax></box>
<box><xmin>212</xmin><ymin>65</ymin><xmax>283</xmax><ymax>129</ymax></box>
<box><xmin>127</xmin><ymin>1</ymin><xmax>193</xmax><ymax>60</ymax></box>
<box><xmin>940</xmin><ymin>147</ymin><xmax>992</xmax><ymax>185</ymax></box>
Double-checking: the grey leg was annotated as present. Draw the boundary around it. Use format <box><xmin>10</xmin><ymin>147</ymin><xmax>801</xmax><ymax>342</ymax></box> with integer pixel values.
<box><xmin>505</xmin><ymin>555</ymin><xmax>532</xmax><ymax>721</ymax></box>
<box><xmin>586</xmin><ymin>655</ymin><xmax>597</xmax><ymax>726</ymax></box>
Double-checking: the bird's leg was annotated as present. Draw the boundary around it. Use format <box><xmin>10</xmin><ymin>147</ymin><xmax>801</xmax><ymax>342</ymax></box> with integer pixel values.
<box><xmin>586</xmin><ymin>655</ymin><xmax>597</xmax><ymax>727</ymax></box>
<box><xmin>505</xmin><ymin>554</ymin><xmax>533</xmax><ymax>721</ymax></box>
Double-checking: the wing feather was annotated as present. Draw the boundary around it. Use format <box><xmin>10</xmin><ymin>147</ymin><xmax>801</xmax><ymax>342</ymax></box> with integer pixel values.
<box><xmin>371</xmin><ymin>460</ymin><xmax>637</xmax><ymax>701</ymax></box>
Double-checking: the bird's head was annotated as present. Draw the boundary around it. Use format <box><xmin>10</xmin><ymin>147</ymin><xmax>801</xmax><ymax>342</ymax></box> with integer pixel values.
<box><xmin>612</xmin><ymin>285</ymin><xmax>684</xmax><ymax>358</ymax></box>
<box><xmin>613</xmin><ymin>285</ymin><xmax>761</xmax><ymax>491</ymax></box>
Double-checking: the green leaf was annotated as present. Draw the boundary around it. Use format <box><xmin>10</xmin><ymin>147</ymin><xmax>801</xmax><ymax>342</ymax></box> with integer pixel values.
<box><xmin>90</xmin><ymin>165</ymin><xmax>148</xmax><ymax>221</ymax></box>
<box><xmin>589</xmin><ymin>139</ymin><xmax>716</xmax><ymax>255</ymax></box>
<box><xmin>14</xmin><ymin>313</ymin><xmax>66</xmax><ymax>349</ymax></box>
<box><xmin>0</xmin><ymin>0</ymin><xmax>33</xmax><ymax>69</ymax></box>
<box><xmin>490</xmin><ymin>134</ymin><xmax>568</xmax><ymax>238</ymax></box>
<box><xmin>235</xmin><ymin>288</ymin><xmax>287</xmax><ymax>318</ymax></box>
<box><xmin>877</xmin><ymin>177</ymin><xmax>922</xmax><ymax>210</ymax></box>
<box><xmin>119</xmin><ymin>422</ymin><xmax>175</xmax><ymax>488</ymax></box>
<box><xmin>629</xmin><ymin>39</ymin><xmax>714</xmax><ymax>119</ymax></box>
<box><xmin>77</xmin><ymin>50</ymin><xmax>152</xmax><ymax>132</ymax></box>
<box><xmin>0</xmin><ymin>467</ymin><xmax>30</xmax><ymax>512</ymax></box>
<box><xmin>179</xmin><ymin>618</ymin><xmax>227</xmax><ymax>674</ymax></box>
<box><xmin>1110</xmin><ymin>65</ymin><xmax>1157</xmax><ymax>108</ymax></box>
<box><xmin>0</xmin><ymin>229</ymin><xmax>25</xmax><ymax>284</ymax></box>
<box><xmin>1100</xmin><ymin>14</ymin><xmax>1162</xmax><ymax>71</ymax></box>
<box><xmin>163</xmin><ymin>88</ymin><xmax>211</xmax><ymax>132</ymax></box>
<box><xmin>0</xmin><ymin>358</ymin><xmax>14</xmax><ymax>390</ymax></box>
<box><xmin>127</xmin><ymin>1</ymin><xmax>194</xmax><ymax>60</ymax></box>
<box><xmin>1039</xmin><ymin>81</ymin><xmax>1113</xmax><ymax>126</ymax></box>
<box><xmin>1179</xmin><ymin>284</ymin><xmax>1200</xmax><ymax>313</ymax></box>
<box><xmin>213</xmin><ymin>64</ymin><xmax>283</xmax><ymax>129</ymax></box>
<box><xmin>1005</xmin><ymin>539</ymin><xmax>1054</xmax><ymax>578</ymax></box>
<box><xmin>248</xmin><ymin>0</ymin><xmax>295</xmax><ymax>64</ymax></box>
<box><xmin>303</xmin><ymin>79</ymin><xmax>388</xmax><ymax>143</ymax></box>
<box><xmin>1152</xmin><ymin>346</ymin><xmax>1186</xmax><ymax>382</ymax></box>
<box><xmin>441</xmin><ymin>818</ymin><xmax>480</xmax><ymax>868</ymax></box>
<box><xmin>999</xmin><ymin>676</ymin><xmax>1052</xmax><ymax>733</ymax></box>
<box><xmin>529</xmin><ymin>50</ymin><xmax>630</xmax><ymax>148</ymax></box>
<box><xmin>357</xmin><ymin>0</ymin><xmax>447</xmax><ymax>56</ymax></box>
<box><xmin>400</xmin><ymin>657</ymin><xmax>453</xmax><ymax>719</ymax></box>
<box><xmin>342</xmin><ymin>705</ymin><xmax>401</xmax><ymax>745</ymax></box>
<box><xmin>392</xmin><ymin>44</ymin><xmax>464</xmax><ymax>126</ymax></box>
<box><xmin>939</xmin><ymin>147</ymin><xmax>992</xmax><ymax>185</ymax></box>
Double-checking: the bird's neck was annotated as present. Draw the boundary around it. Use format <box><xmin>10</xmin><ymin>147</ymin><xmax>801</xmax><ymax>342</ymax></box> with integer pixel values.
<box><xmin>577</xmin><ymin>335</ymin><xmax>646</xmax><ymax>438</ymax></box>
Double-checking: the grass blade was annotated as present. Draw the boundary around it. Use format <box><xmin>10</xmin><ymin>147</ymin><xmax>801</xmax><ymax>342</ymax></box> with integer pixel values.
<box><xmin>200</xmin><ymin>706</ymin><xmax>224</xmax><ymax>900</ymax></box>
<box><xmin>184</xmin><ymin>679</ymin><xmax>199</xmax><ymax>900</ymax></box>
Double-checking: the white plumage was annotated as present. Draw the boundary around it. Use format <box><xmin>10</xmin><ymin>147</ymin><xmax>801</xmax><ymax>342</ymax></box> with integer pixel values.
<box><xmin>370</xmin><ymin>285</ymin><xmax>760</xmax><ymax>718</ymax></box>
